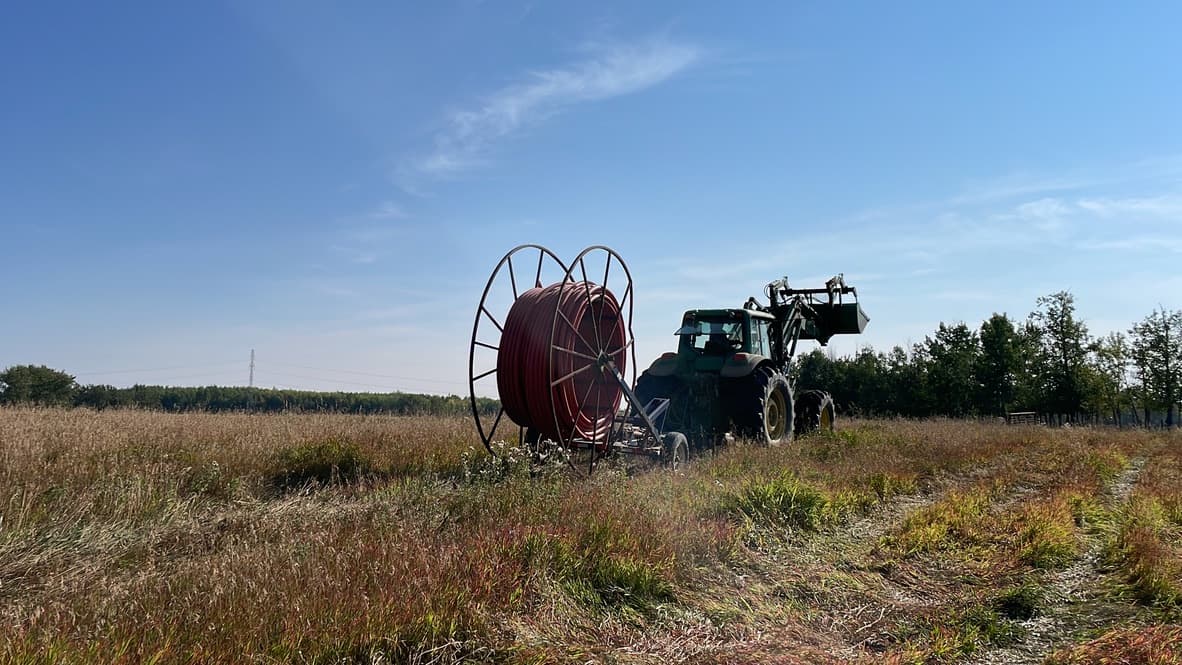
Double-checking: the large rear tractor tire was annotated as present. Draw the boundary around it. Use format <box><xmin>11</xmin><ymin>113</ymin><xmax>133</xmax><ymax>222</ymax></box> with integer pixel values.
<box><xmin>794</xmin><ymin>390</ymin><xmax>836</xmax><ymax>437</ymax></box>
<box><xmin>729</xmin><ymin>367</ymin><xmax>793</xmax><ymax>446</ymax></box>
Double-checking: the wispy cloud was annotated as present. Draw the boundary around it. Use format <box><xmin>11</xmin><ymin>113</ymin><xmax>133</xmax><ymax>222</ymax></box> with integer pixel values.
<box><xmin>369</xmin><ymin>201</ymin><xmax>407</xmax><ymax>219</ymax></box>
<box><xmin>1007</xmin><ymin>197</ymin><xmax>1072</xmax><ymax>231</ymax></box>
<box><xmin>1078</xmin><ymin>235</ymin><xmax>1182</xmax><ymax>253</ymax></box>
<box><xmin>404</xmin><ymin>38</ymin><xmax>701</xmax><ymax>183</ymax></box>
<box><xmin>329</xmin><ymin>245</ymin><xmax>379</xmax><ymax>264</ymax></box>
<box><xmin>1075</xmin><ymin>195</ymin><xmax>1182</xmax><ymax>218</ymax></box>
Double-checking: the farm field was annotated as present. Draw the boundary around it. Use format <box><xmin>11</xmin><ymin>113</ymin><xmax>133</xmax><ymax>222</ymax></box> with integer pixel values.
<box><xmin>1</xmin><ymin>408</ymin><xmax>1180</xmax><ymax>664</ymax></box>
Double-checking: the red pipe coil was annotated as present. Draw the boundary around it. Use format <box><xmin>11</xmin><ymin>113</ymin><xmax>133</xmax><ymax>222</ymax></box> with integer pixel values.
<box><xmin>497</xmin><ymin>281</ymin><xmax>626</xmax><ymax>445</ymax></box>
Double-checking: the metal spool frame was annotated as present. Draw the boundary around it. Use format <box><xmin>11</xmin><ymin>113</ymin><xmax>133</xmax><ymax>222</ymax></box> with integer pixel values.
<box><xmin>468</xmin><ymin>244</ymin><xmax>568</xmax><ymax>458</ymax></box>
<box><xmin>546</xmin><ymin>246</ymin><xmax>637</xmax><ymax>473</ymax></box>
<box><xmin>469</xmin><ymin>244</ymin><xmax>675</xmax><ymax>474</ymax></box>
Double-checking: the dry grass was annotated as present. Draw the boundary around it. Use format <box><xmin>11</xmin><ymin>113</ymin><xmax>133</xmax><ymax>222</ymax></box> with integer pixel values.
<box><xmin>1045</xmin><ymin>624</ymin><xmax>1182</xmax><ymax>664</ymax></box>
<box><xmin>1</xmin><ymin>407</ymin><xmax>1179</xmax><ymax>663</ymax></box>
<box><xmin>1104</xmin><ymin>441</ymin><xmax>1182</xmax><ymax>611</ymax></box>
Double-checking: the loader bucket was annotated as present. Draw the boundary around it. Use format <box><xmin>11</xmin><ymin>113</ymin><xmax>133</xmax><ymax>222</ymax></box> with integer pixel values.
<box><xmin>800</xmin><ymin>302</ymin><xmax>869</xmax><ymax>343</ymax></box>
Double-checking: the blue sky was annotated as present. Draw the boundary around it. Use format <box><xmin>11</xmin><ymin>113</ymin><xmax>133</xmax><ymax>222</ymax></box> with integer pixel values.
<box><xmin>2</xmin><ymin>1</ymin><xmax>1181</xmax><ymax>395</ymax></box>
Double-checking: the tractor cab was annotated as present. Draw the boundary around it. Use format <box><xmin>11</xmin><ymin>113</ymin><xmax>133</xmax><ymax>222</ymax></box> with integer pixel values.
<box><xmin>674</xmin><ymin>309</ymin><xmax>776</xmax><ymax>372</ymax></box>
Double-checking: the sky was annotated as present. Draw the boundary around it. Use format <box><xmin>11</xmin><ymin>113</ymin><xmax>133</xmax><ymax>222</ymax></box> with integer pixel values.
<box><xmin>2</xmin><ymin>1</ymin><xmax>1181</xmax><ymax>397</ymax></box>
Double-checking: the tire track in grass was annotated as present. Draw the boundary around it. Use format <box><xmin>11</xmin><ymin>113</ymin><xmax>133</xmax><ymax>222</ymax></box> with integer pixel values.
<box><xmin>724</xmin><ymin>465</ymin><xmax>1003</xmax><ymax>663</ymax></box>
<box><xmin>968</xmin><ymin>459</ymin><xmax>1145</xmax><ymax>665</ymax></box>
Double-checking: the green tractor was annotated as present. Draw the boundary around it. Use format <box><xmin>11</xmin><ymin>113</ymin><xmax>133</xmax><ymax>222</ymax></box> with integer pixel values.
<box><xmin>634</xmin><ymin>275</ymin><xmax>868</xmax><ymax>448</ymax></box>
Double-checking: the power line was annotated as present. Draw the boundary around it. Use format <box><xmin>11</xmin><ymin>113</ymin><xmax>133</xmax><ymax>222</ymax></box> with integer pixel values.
<box><xmin>58</xmin><ymin>358</ymin><xmax>466</xmax><ymax>392</ymax></box>
<box><xmin>74</xmin><ymin>362</ymin><xmax>240</xmax><ymax>376</ymax></box>
<box><xmin>265</xmin><ymin>361</ymin><xmax>465</xmax><ymax>387</ymax></box>
<box><xmin>261</xmin><ymin>370</ymin><xmax>406</xmax><ymax>391</ymax></box>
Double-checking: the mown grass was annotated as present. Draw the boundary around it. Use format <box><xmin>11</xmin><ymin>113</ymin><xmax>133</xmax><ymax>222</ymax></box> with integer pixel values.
<box><xmin>869</xmin><ymin>429</ymin><xmax>1171</xmax><ymax>662</ymax></box>
<box><xmin>1102</xmin><ymin>442</ymin><xmax>1182</xmax><ymax>612</ymax></box>
<box><xmin>1045</xmin><ymin>624</ymin><xmax>1182</xmax><ymax>664</ymax></box>
<box><xmin>1</xmin><ymin>407</ymin><xmax>1178</xmax><ymax>663</ymax></box>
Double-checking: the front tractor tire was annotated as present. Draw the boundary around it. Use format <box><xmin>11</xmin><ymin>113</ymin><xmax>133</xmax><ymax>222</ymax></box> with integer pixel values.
<box><xmin>794</xmin><ymin>390</ymin><xmax>836</xmax><ymax>437</ymax></box>
<box><xmin>730</xmin><ymin>367</ymin><xmax>794</xmax><ymax>446</ymax></box>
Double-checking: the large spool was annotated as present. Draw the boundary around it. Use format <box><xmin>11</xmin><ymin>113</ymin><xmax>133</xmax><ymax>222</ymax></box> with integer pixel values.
<box><xmin>469</xmin><ymin>245</ymin><xmax>636</xmax><ymax>464</ymax></box>
<box><xmin>497</xmin><ymin>282</ymin><xmax>626</xmax><ymax>444</ymax></box>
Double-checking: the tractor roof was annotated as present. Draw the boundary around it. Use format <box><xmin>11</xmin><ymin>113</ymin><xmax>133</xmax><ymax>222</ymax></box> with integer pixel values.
<box><xmin>682</xmin><ymin>308</ymin><xmax>775</xmax><ymax>321</ymax></box>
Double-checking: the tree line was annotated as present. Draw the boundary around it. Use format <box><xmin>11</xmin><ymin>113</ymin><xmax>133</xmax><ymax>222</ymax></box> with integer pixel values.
<box><xmin>791</xmin><ymin>291</ymin><xmax>1182</xmax><ymax>426</ymax></box>
<box><xmin>0</xmin><ymin>366</ymin><xmax>498</xmax><ymax>417</ymax></box>
<box><xmin>3</xmin><ymin>290</ymin><xmax>1178</xmax><ymax>424</ymax></box>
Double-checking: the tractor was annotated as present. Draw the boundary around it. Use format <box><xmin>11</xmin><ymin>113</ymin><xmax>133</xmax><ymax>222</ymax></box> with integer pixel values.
<box><xmin>468</xmin><ymin>245</ymin><xmax>868</xmax><ymax>472</ymax></box>
<box><xmin>633</xmin><ymin>275</ymin><xmax>869</xmax><ymax>449</ymax></box>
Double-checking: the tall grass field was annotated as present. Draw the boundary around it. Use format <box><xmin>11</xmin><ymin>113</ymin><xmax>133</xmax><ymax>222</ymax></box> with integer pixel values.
<box><xmin>2</xmin><ymin>407</ymin><xmax>1180</xmax><ymax>663</ymax></box>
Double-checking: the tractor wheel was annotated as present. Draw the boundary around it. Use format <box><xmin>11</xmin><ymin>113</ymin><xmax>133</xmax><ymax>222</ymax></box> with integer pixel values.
<box><xmin>730</xmin><ymin>367</ymin><xmax>793</xmax><ymax>446</ymax></box>
<box><xmin>661</xmin><ymin>432</ymin><xmax>688</xmax><ymax>470</ymax></box>
<box><xmin>794</xmin><ymin>390</ymin><xmax>836</xmax><ymax>436</ymax></box>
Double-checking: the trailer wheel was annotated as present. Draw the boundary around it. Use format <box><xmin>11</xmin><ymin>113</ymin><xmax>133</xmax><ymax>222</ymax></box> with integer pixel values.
<box><xmin>794</xmin><ymin>390</ymin><xmax>836</xmax><ymax>436</ymax></box>
<box><xmin>661</xmin><ymin>432</ymin><xmax>688</xmax><ymax>470</ymax></box>
<box><xmin>731</xmin><ymin>367</ymin><xmax>794</xmax><ymax>446</ymax></box>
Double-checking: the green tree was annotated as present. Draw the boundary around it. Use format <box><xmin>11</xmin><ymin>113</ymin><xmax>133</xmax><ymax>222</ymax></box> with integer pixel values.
<box><xmin>1089</xmin><ymin>332</ymin><xmax>1130</xmax><ymax>425</ymax></box>
<box><xmin>792</xmin><ymin>348</ymin><xmax>839</xmax><ymax>396</ymax></box>
<box><xmin>0</xmin><ymin>365</ymin><xmax>78</xmax><ymax>405</ymax></box>
<box><xmin>976</xmin><ymin>313</ymin><xmax>1021</xmax><ymax>415</ymax></box>
<box><xmin>840</xmin><ymin>346</ymin><xmax>888</xmax><ymax>415</ymax></box>
<box><xmin>1129</xmin><ymin>308</ymin><xmax>1182</xmax><ymax>427</ymax></box>
<box><xmin>1011</xmin><ymin>320</ymin><xmax>1044</xmax><ymax>412</ymax></box>
<box><xmin>1028</xmin><ymin>291</ymin><xmax>1091</xmax><ymax>421</ymax></box>
<box><xmin>922</xmin><ymin>322</ymin><xmax>981</xmax><ymax>416</ymax></box>
<box><xmin>882</xmin><ymin>345</ymin><xmax>927</xmax><ymax>416</ymax></box>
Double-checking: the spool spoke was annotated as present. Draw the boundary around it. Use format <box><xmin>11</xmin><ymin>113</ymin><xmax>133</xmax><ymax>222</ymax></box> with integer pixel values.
<box><xmin>604</xmin><ymin>282</ymin><xmax>632</xmax><ymax>351</ymax></box>
<box><xmin>487</xmin><ymin>406</ymin><xmax>505</xmax><ymax>442</ymax></box>
<box><xmin>473</xmin><ymin>367</ymin><xmax>497</xmax><ymax>381</ymax></box>
<box><xmin>552</xmin><ymin>345</ymin><xmax>599</xmax><ymax>362</ymax></box>
<box><xmin>605</xmin><ymin>339</ymin><xmax>634</xmax><ymax>358</ymax></box>
<box><xmin>557</xmin><ymin>308</ymin><xmax>596</xmax><ymax>353</ymax></box>
<box><xmin>567</xmin><ymin>370</ymin><xmax>600</xmax><ymax>444</ymax></box>
<box><xmin>593</xmin><ymin>375</ymin><xmax>603</xmax><ymax>443</ymax></box>
<box><xmin>474</xmin><ymin>341</ymin><xmax>499</xmax><ymax>351</ymax></box>
<box><xmin>578</xmin><ymin>258</ymin><xmax>604</xmax><ymax>352</ymax></box>
<box><xmin>481</xmin><ymin>306</ymin><xmax>504</xmax><ymax>333</ymax></box>
<box><xmin>535</xmin><ymin>248</ymin><xmax>544</xmax><ymax>287</ymax></box>
<box><xmin>507</xmin><ymin>255</ymin><xmax>518</xmax><ymax>300</ymax></box>
<box><xmin>550</xmin><ymin>362</ymin><xmax>592</xmax><ymax>388</ymax></box>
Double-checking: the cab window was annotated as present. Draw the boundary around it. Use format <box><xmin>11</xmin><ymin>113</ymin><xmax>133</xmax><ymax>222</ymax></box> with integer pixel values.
<box><xmin>751</xmin><ymin>319</ymin><xmax>771</xmax><ymax>356</ymax></box>
<box><xmin>685</xmin><ymin>319</ymin><xmax>743</xmax><ymax>354</ymax></box>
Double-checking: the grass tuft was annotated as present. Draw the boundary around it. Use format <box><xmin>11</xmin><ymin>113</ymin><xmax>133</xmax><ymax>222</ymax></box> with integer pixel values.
<box><xmin>1015</xmin><ymin>492</ymin><xmax>1080</xmax><ymax>569</ymax></box>
<box><xmin>885</xmin><ymin>489</ymin><xmax>992</xmax><ymax>555</ymax></box>
<box><xmin>724</xmin><ymin>474</ymin><xmax>830</xmax><ymax>532</ymax></box>
<box><xmin>271</xmin><ymin>439</ymin><xmax>373</xmax><ymax>489</ymax></box>
<box><xmin>993</xmin><ymin>583</ymin><xmax>1042</xmax><ymax>620</ymax></box>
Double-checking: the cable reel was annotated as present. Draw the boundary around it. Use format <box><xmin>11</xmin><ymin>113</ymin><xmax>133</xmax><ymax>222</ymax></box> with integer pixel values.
<box><xmin>468</xmin><ymin>245</ymin><xmax>671</xmax><ymax>473</ymax></box>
